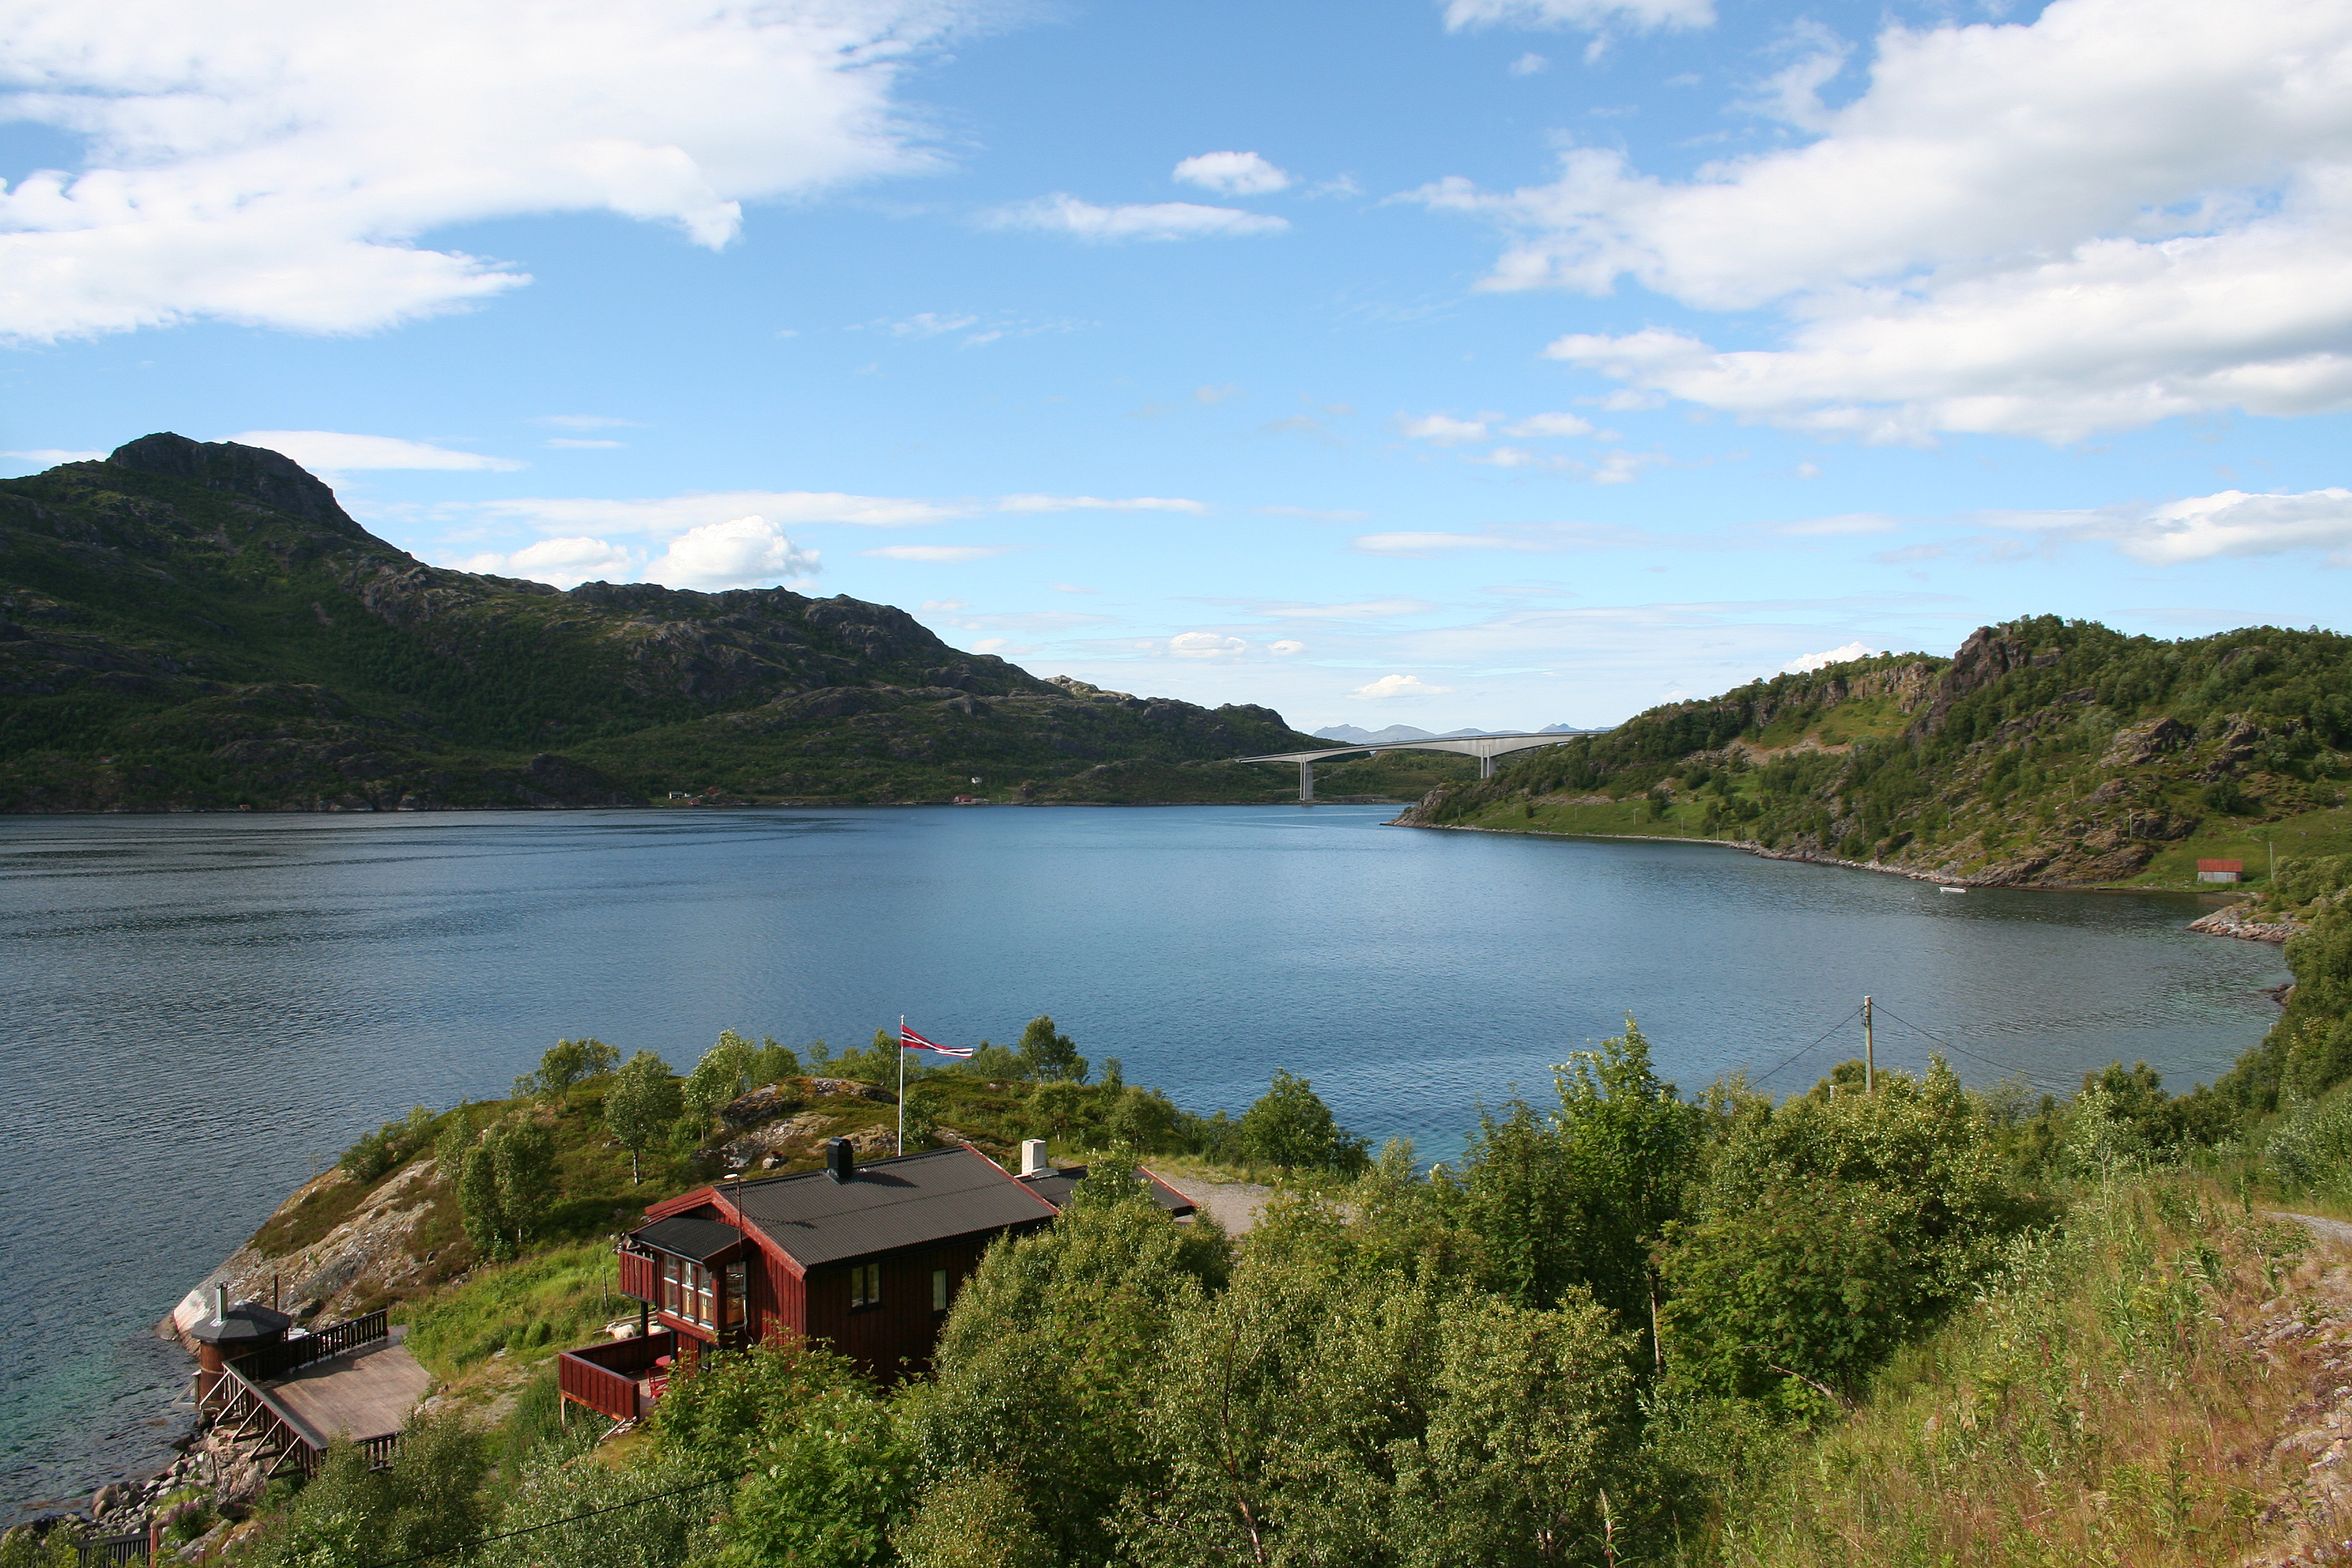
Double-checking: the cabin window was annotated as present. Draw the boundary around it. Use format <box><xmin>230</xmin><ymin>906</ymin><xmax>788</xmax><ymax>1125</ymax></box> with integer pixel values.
<box><xmin>723</xmin><ymin>1261</ymin><xmax>747</xmax><ymax>1328</ymax></box>
<box><xmin>931</xmin><ymin>1269</ymin><xmax>949</xmax><ymax>1313</ymax></box>
<box><xmin>659</xmin><ymin>1255</ymin><xmax>719</xmax><ymax>1327</ymax></box>
<box><xmin>849</xmin><ymin>1262</ymin><xmax>882</xmax><ymax>1309</ymax></box>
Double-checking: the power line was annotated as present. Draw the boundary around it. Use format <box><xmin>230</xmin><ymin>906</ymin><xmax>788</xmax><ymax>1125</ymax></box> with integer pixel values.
<box><xmin>363</xmin><ymin>1471</ymin><xmax>742</xmax><ymax>1568</ymax></box>
<box><xmin>1868</xmin><ymin>1002</ymin><xmax>2078</xmax><ymax>1094</ymax></box>
<box><xmin>1748</xmin><ymin>1004</ymin><xmax>1865</xmax><ymax>1087</ymax></box>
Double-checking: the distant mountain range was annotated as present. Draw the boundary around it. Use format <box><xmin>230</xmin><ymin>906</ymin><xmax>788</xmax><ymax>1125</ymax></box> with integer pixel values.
<box><xmin>1311</xmin><ymin>723</ymin><xmax>1605</xmax><ymax>745</ymax></box>
<box><xmin>0</xmin><ymin>435</ymin><xmax>1334</xmax><ymax>811</ymax></box>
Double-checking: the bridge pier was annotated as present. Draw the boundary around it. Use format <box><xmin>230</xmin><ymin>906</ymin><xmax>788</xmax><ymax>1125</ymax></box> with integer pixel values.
<box><xmin>1299</xmin><ymin>760</ymin><xmax>1315</xmax><ymax>802</ymax></box>
<box><xmin>1480</xmin><ymin>755</ymin><xmax>1494</xmax><ymax>779</ymax></box>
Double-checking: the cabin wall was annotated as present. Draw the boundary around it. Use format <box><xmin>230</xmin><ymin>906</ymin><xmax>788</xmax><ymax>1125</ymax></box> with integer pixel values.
<box><xmin>804</xmin><ymin>1237</ymin><xmax>999</xmax><ymax>1379</ymax></box>
<box><xmin>755</xmin><ymin>1249</ymin><xmax>806</xmax><ymax>1345</ymax></box>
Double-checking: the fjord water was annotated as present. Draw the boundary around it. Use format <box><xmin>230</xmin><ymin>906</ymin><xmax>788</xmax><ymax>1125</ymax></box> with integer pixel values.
<box><xmin>0</xmin><ymin>805</ymin><xmax>2288</xmax><ymax>1513</ymax></box>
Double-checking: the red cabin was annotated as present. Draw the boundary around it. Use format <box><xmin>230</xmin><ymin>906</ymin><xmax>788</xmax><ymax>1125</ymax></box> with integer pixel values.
<box><xmin>560</xmin><ymin>1140</ymin><xmax>1059</xmax><ymax>1422</ymax></box>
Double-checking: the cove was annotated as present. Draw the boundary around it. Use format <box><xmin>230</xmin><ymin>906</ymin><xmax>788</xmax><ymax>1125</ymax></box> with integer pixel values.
<box><xmin>0</xmin><ymin>804</ymin><xmax>2287</xmax><ymax>1514</ymax></box>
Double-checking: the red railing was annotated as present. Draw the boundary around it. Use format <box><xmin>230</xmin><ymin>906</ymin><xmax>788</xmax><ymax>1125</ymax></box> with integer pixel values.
<box><xmin>557</xmin><ymin>1330</ymin><xmax>677</xmax><ymax>1424</ymax></box>
<box><xmin>617</xmin><ymin>1247</ymin><xmax>658</xmax><ymax>1304</ymax></box>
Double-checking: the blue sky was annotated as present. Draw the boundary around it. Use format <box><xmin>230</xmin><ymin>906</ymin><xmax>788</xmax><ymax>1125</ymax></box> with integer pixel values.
<box><xmin>5</xmin><ymin>0</ymin><xmax>2349</xmax><ymax>730</ymax></box>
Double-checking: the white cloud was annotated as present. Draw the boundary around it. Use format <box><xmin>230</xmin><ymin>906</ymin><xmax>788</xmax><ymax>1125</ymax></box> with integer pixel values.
<box><xmin>1169</xmin><ymin>632</ymin><xmax>1247</xmax><ymax>659</ymax></box>
<box><xmin>967</xmin><ymin>637</ymin><xmax>1040</xmax><ymax>655</ymax></box>
<box><xmin>1397</xmin><ymin>412</ymin><xmax>1491</xmax><ymax>444</ymax></box>
<box><xmin>1172</xmin><ymin>151</ymin><xmax>1291</xmax><ymax>197</ymax></box>
<box><xmin>1354</xmin><ymin>530</ymin><xmax>1537</xmax><ymax>553</ymax></box>
<box><xmin>644</xmin><ymin>515</ymin><xmax>819</xmax><ymax>591</ymax></box>
<box><xmin>879</xmin><ymin>312</ymin><xmax>980</xmax><ymax>338</ymax></box>
<box><xmin>1353</xmin><ymin>673</ymin><xmax>1454</xmax><ymax>699</ymax></box>
<box><xmin>231</xmin><ymin>430</ymin><xmax>525</xmax><ymax>472</ymax></box>
<box><xmin>455</xmin><ymin>535</ymin><xmax>639</xmax><ymax>589</ymax></box>
<box><xmin>0</xmin><ymin>0</ymin><xmax>971</xmax><ymax>342</ymax></box>
<box><xmin>1441</xmin><ymin>0</ymin><xmax>1716</xmax><ymax>34</ymax></box>
<box><xmin>1269</xmin><ymin>640</ymin><xmax>1306</xmax><ymax>655</ymax></box>
<box><xmin>1987</xmin><ymin>487</ymin><xmax>2352</xmax><ymax>566</ymax></box>
<box><xmin>994</xmin><ymin>493</ymin><xmax>1209</xmax><ymax>514</ymax></box>
<box><xmin>987</xmin><ymin>194</ymin><xmax>1289</xmax><ymax>242</ymax></box>
<box><xmin>446</xmin><ymin>486</ymin><xmax>1209</xmax><ymax>541</ymax></box>
<box><xmin>862</xmin><ymin>544</ymin><xmax>1010</xmax><ymax>562</ymax></box>
<box><xmin>1418</xmin><ymin>0</ymin><xmax>2352</xmax><ymax>442</ymax></box>
<box><xmin>1509</xmin><ymin>52</ymin><xmax>1551</xmax><ymax>76</ymax></box>
<box><xmin>920</xmin><ymin>599</ymin><xmax>968</xmax><ymax>612</ymax></box>
<box><xmin>1501</xmin><ymin>411</ymin><xmax>1596</xmax><ymax>438</ymax></box>
<box><xmin>1780</xmin><ymin>640</ymin><xmax>1884</xmax><ymax>674</ymax></box>
<box><xmin>472</xmin><ymin>491</ymin><xmax>960</xmax><ymax>535</ymax></box>
<box><xmin>1049</xmin><ymin>582</ymin><xmax>1100</xmax><ymax>594</ymax></box>
<box><xmin>1196</xmin><ymin>383</ymin><xmax>1242</xmax><ymax>404</ymax></box>
<box><xmin>545</xmin><ymin>438</ymin><xmax>625</xmax><ymax>450</ymax></box>
<box><xmin>0</xmin><ymin>448</ymin><xmax>103</xmax><ymax>466</ymax></box>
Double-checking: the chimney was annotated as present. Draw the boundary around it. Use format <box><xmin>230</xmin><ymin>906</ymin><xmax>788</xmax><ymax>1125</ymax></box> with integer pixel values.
<box><xmin>1019</xmin><ymin>1139</ymin><xmax>1048</xmax><ymax>1177</ymax></box>
<box><xmin>826</xmin><ymin>1137</ymin><xmax>855</xmax><ymax>1183</ymax></box>
<box><xmin>212</xmin><ymin>1284</ymin><xmax>226</xmax><ymax>1326</ymax></box>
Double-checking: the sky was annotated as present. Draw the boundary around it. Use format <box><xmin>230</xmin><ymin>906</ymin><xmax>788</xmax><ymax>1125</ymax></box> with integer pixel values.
<box><xmin>4</xmin><ymin>0</ymin><xmax>2350</xmax><ymax>732</ymax></box>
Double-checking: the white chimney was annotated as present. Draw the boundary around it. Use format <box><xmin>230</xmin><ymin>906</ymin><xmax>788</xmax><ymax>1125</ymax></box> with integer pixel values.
<box><xmin>212</xmin><ymin>1284</ymin><xmax>226</xmax><ymax>1326</ymax></box>
<box><xmin>1019</xmin><ymin>1139</ymin><xmax>1048</xmax><ymax>1177</ymax></box>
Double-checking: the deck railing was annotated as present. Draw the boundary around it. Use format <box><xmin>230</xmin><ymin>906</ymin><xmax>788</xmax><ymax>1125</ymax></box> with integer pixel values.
<box><xmin>557</xmin><ymin>1330</ymin><xmax>678</xmax><ymax>1423</ymax></box>
<box><xmin>203</xmin><ymin>1361</ymin><xmax>321</xmax><ymax>1478</ymax></box>
<box><xmin>76</xmin><ymin>1530</ymin><xmax>150</xmax><ymax>1565</ymax></box>
<box><xmin>235</xmin><ymin>1308</ymin><xmax>391</xmax><ymax>1383</ymax></box>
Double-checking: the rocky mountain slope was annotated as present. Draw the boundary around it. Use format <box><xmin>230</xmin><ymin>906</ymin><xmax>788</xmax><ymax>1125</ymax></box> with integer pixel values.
<box><xmin>1400</xmin><ymin>616</ymin><xmax>2352</xmax><ymax>889</ymax></box>
<box><xmin>0</xmin><ymin>436</ymin><xmax>1343</xmax><ymax>810</ymax></box>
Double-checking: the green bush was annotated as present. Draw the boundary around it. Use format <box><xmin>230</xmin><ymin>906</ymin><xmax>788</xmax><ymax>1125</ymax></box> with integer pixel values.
<box><xmin>1235</xmin><ymin>1069</ymin><xmax>1369</xmax><ymax>1174</ymax></box>
<box><xmin>338</xmin><ymin>1105</ymin><xmax>436</xmax><ymax>1182</ymax></box>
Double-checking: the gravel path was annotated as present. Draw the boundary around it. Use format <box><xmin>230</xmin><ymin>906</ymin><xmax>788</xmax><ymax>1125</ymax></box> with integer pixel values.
<box><xmin>1159</xmin><ymin>1175</ymin><xmax>1276</xmax><ymax>1236</ymax></box>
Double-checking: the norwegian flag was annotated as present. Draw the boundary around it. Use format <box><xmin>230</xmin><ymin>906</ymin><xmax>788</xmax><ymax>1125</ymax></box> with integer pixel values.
<box><xmin>900</xmin><ymin>1024</ymin><xmax>974</xmax><ymax>1058</ymax></box>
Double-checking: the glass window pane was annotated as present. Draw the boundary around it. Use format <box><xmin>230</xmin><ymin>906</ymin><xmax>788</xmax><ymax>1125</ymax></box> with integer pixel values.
<box><xmin>932</xmin><ymin>1269</ymin><xmax>947</xmax><ymax>1312</ymax></box>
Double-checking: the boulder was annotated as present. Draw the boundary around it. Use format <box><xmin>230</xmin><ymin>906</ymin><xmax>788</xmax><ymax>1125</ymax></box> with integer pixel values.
<box><xmin>719</xmin><ymin>1082</ymin><xmax>804</xmax><ymax>1130</ymax></box>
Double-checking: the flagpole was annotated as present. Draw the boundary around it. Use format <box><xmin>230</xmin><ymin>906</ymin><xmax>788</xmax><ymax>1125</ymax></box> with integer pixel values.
<box><xmin>897</xmin><ymin>1015</ymin><xmax>906</xmax><ymax>1156</ymax></box>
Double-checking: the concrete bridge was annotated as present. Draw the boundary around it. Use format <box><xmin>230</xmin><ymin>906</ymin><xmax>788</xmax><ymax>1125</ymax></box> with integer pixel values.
<box><xmin>1237</xmin><ymin>732</ymin><xmax>1591</xmax><ymax>802</ymax></box>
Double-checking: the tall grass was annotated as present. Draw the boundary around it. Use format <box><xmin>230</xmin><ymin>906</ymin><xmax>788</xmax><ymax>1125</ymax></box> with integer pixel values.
<box><xmin>1712</xmin><ymin>1173</ymin><xmax>2320</xmax><ymax>1566</ymax></box>
<box><xmin>404</xmin><ymin>1242</ymin><xmax>625</xmax><ymax>1377</ymax></box>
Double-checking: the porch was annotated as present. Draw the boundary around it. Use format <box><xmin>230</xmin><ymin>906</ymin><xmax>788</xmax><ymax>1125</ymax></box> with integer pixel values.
<box><xmin>557</xmin><ymin>1329</ymin><xmax>681</xmax><ymax>1424</ymax></box>
<box><xmin>198</xmin><ymin>1318</ymin><xmax>429</xmax><ymax>1479</ymax></box>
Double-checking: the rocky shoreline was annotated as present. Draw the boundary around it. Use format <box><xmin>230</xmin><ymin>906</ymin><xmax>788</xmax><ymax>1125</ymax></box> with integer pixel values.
<box><xmin>1389</xmin><ymin>817</ymin><xmax>2302</xmax><ymax>941</ymax></box>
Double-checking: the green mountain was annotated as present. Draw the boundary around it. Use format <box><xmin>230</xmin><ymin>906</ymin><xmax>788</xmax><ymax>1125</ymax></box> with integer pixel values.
<box><xmin>1402</xmin><ymin>616</ymin><xmax>2352</xmax><ymax>889</ymax></box>
<box><xmin>0</xmin><ymin>434</ymin><xmax>1448</xmax><ymax>812</ymax></box>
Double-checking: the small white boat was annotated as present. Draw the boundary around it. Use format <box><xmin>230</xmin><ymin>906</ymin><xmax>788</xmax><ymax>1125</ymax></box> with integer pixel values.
<box><xmin>1940</xmin><ymin>885</ymin><xmax>1967</xmax><ymax>894</ymax></box>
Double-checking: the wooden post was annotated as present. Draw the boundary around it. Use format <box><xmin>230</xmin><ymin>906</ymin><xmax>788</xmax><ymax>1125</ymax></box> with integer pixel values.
<box><xmin>1863</xmin><ymin>996</ymin><xmax>1875</xmax><ymax>1094</ymax></box>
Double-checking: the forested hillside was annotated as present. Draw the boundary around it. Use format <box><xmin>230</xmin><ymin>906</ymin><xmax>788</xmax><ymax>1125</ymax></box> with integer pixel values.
<box><xmin>1403</xmin><ymin>616</ymin><xmax>2352</xmax><ymax>889</ymax></box>
<box><xmin>0</xmin><ymin>436</ymin><xmax>1449</xmax><ymax>811</ymax></box>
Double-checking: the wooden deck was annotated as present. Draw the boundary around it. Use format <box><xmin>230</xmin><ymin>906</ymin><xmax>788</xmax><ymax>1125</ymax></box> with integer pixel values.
<box><xmin>265</xmin><ymin>1327</ymin><xmax>431</xmax><ymax>1443</ymax></box>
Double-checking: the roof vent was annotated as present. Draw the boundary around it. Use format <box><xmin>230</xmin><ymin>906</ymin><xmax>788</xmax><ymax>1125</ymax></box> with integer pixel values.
<box><xmin>826</xmin><ymin>1137</ymin><xmax>855</xmax><ymax>1183</ymax></box>
<box><xmin>1019</xmin><ymin>1139</ymin><xmax>1048</xmax><ymax>1177</ymax></box>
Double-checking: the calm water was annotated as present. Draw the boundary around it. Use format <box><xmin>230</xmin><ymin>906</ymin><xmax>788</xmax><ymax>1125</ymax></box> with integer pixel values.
<box><xmin>0</xmin><ymin>806</ymin><xmax>2289</xmax><ymax>1514</ymax></box>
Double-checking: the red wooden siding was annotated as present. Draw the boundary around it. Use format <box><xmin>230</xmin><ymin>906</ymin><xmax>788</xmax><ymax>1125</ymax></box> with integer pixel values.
<box><xmin>804</xmin><ymin>1238</ymin><xmax>992</xmax><ymax>1379</ymax></box>
<box><xmin>617</xmin><ymin>1248</ymin><xmax>658</xmax><ymax>1304</ymax></box>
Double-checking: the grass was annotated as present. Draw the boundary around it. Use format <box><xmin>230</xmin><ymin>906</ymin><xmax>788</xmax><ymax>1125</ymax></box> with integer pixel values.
<box><xmin>1709</xmin><ymin>1171</ymin><xmax>2323</xmax><ymax>1567</ymax></box>
<box><xmin>403</xmin><ymin>1241</ymin><xmax>631</xmax><ymax>1380</ymax></box>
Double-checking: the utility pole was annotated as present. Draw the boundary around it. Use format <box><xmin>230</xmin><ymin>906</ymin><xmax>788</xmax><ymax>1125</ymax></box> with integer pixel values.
<box><xmin>1863</xmin><ymin>996</ymin><xmax>1875</xmax><ymax>1094</ymax></box>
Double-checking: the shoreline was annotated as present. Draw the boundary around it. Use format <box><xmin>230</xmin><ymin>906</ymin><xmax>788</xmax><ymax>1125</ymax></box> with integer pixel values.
<box><xmin>1387</xmin><ymin>817</ymin><xmax>2296</xmax><ymax>941</ymax></box>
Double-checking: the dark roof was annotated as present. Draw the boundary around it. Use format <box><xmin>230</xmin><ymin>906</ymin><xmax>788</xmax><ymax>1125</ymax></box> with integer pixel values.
<box><xmin>1017</xmin><ymin>1166</ymin><xmax>1198</xmax><ymax>1218</ymax></box>
<box><xmin>726</xmin><ymin>1145</ymin><xmax>1056</xmax><ymax>1269</ymax></box>
<box><xmin>634</xmin><ymin>1214</ymin><xmax>747</xmax><ymax>1264</ymax></box>
<box><xmin>189</xmin><ymin>1301</ymin><xmax>294</xmax><ymax>1345</ymax></box>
